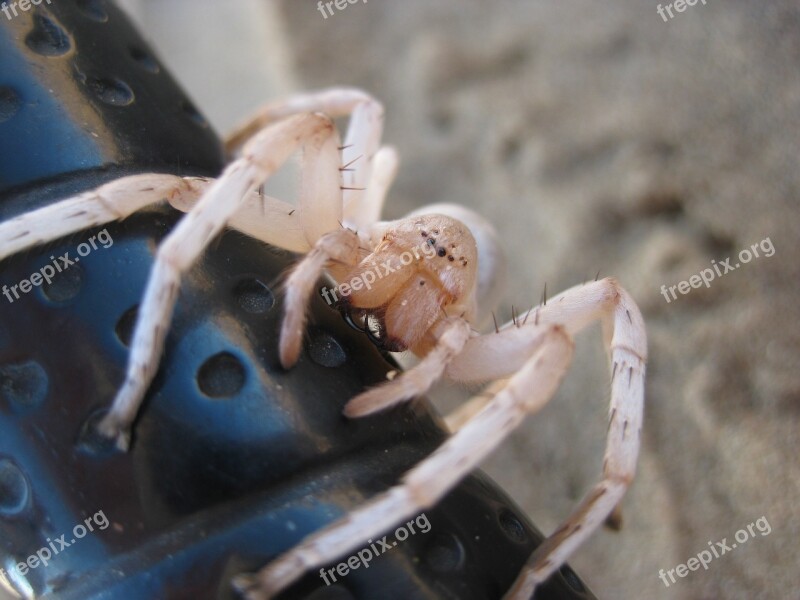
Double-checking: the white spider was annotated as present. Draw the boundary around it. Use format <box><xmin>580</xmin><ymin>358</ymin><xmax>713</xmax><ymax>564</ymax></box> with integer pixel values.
<box><xmin>0</xmin><ymin>88</ymin><xmax>647</xmax><ymax>599</ymax></box>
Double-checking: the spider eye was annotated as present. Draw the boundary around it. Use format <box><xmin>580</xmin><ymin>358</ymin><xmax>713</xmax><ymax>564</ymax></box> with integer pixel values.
<box><xmin>427</xmin><ymin>238</ymin><xmax>435</xmax><ymax>246</ymax></box>
<box><xmin>437</xmin><ymin>248</ymin><xmax>447</xmax><ymax>257</ymax></box>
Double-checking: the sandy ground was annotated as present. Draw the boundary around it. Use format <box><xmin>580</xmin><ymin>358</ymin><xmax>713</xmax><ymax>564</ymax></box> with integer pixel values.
<box><xmin>120</xmin><ymin>1</ymin><xmax>800</xmax><ymax>598</ymax></box>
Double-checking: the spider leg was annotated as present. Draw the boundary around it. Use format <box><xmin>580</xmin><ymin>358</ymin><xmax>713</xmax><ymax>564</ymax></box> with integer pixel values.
<box><xmin>346</xmin><ymin>145</ymin><xmax>398</xmax><ymax>231</ymax></box>
<box><xmin>168</xmin><ymin>186</ymin><xmax>310</xmax><ymax>253</ymax></box>
<box><xmin>503</xmin><ymin>280</ymin><xmax>646</xmax><ymax>598</ymax></box>
<box><xmin>0</xmin><ymin>170</ymin><xmax>313</xmax><ymax>260</ymax></box>
<box><xmin>443</xmin><ymin>378</ymin><xmax>508</xmax><ymax>432</ymax></box>
<box><xmin>224</xmin><ymin>87</ymin><xmax>391</xmax><ymax>231</ymax></box>
<box><xmin>338</xmin><ymin>97</ymin><xmax>385</xmax><ymax>230</ymax></box>
<box><xmin>225</xmin><ymin>87</ymin><xmax>374</xmax><ymax>153</ymax></box>
<box><xmin>95</xmin><ymin>113</ymin><xmax>340</xmax><ymax>449</ymax></box>
<box><xmin>279</xmin><ymin>228</ymin><xmax>361</xmax><ymax>369</ymax></box>
<box><xmin>0</xmin><ymin>174</ymin><xmax>208</xmax><ymax>261</ymax></box>
<box><xmin>342</xmin><ymin>316</ymin><xmax>471</xmax><ymax>417</ymax></box>
<box><xmin>232</xmin><ymin>325</ymin><xmax>574</xmax><ymax>600</ymax></box>
<box><xmin>440</xmin><ymin>277</ymin><xmax>646</xmax><ymax>598</ymax></box>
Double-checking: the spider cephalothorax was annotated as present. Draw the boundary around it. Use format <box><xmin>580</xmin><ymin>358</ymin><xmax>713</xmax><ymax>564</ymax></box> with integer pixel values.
<box><xmin>330</xmin><ymin>214</ymin><xmax>479</xmax><ymax>354</ymax></box>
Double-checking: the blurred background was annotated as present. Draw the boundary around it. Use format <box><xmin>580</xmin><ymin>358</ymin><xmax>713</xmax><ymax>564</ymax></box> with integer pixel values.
<box><xmin>115</xmin><ymin>1</ymin><xmax>799</xmax><ymax>598</ymax></box>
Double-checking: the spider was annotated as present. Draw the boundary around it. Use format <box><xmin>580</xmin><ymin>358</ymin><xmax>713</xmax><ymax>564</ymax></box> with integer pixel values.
<box><xmin>0</xmin><ymin>88</ymin><xmax>647</xmax><ymax>599</ymax></box>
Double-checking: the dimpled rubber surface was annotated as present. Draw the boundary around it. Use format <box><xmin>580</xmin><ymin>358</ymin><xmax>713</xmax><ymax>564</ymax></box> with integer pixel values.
<box><xmin>0</xmin><ymin>1</ymin><xmax>595</xmax><ymax>599</ymax></box>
